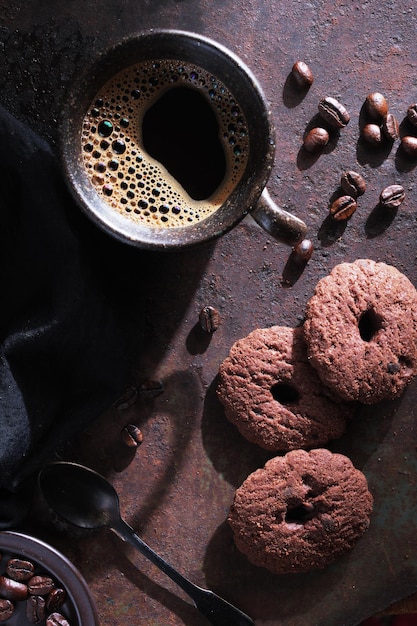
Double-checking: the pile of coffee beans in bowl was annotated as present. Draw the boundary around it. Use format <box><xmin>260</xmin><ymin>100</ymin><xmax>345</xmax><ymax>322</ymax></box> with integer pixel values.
<box><xmin>0</xmin><ymin>532</ymin><xmax>98</xmax><ymax>625</ymax></box>
<box><xmin>0</xmin><ymin>555</ymin><xmax>69</xmax><ymax>624</ymax></box>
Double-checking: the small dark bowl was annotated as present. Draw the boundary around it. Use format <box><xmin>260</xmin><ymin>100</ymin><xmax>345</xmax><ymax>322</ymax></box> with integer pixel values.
<box><xmin>0</xmin><ymin>531</ymin><xmax>99</xmax><ymax>625</ymax></box>
<box><xmin>59</xmin><ymin>29</ymin><xmax>275</xmax><ymax>250</ymax></box>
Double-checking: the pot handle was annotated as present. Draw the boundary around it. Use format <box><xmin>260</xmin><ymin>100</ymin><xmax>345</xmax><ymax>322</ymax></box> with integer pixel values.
<box><xmin>251</xmin><ymin>188</ymin><xmax>307</xmax><ymax>246</ymax></box>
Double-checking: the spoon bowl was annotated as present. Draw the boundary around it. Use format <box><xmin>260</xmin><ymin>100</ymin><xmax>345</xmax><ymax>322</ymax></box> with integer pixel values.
<box><xmin>40</xmin><ymin>462</ymin><xmax>120</xmax><ymax>530</ymax></box>
<box><xmin>39</xmin><ymin>462</ymin><xmax>255</xmax><ymax>626</ymax></box>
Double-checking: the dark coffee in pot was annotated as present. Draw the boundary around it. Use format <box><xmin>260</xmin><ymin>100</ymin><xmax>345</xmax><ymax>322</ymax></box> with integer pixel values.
<box><xmin>81</xmin><ymin>59</ymin><xmax>249</xmax><ymax>228</ymax></box>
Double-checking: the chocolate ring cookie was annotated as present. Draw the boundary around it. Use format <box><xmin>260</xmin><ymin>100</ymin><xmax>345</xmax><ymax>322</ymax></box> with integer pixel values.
<box><xmin>217</xmin><ymin>326</ymin><xmax>354</xmax><ymax>452</ymax></box>
<box><xmin>228</xmin><ymin>448</ymin><xmax>373</xmax><ymax>574</ymax></box>
<box><xmin>304</xmin><ymin>259</ymin><xmax>417</xmax><ymax>404</ymax></box>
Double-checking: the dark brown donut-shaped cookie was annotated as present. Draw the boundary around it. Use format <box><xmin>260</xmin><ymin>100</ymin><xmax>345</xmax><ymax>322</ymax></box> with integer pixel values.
<box><xmin>228</xmin><ymin>448</ymin><xmax>373</xmax><ymax>574</ymax></box>
<box><xmin>217</xmin><ymin>326</ymin><xmax>355</xmax><ymax>452</ymax></box>
<box><xmin>304</xmin><ymin>259</ymin><xmax>417</xmax><ymax>404</ymax></box>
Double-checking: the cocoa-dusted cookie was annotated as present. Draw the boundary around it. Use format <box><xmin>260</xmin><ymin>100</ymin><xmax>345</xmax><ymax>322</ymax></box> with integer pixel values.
<box><xmin>228</xmin><ymin>448</ymin><xmax>373</xmax><ymax>574</ymax></box>
<box><xmin>304</xmin><ymin>259</ymin><xmax>417</xmax><ymax>404</ymax></box>
<box><xmin>217</xmin><ymin>326</ymin><xmax>354</xmax><ymax>452</ymax></box>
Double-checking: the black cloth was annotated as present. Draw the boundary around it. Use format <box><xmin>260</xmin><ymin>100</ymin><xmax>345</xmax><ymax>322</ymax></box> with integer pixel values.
<box><xmin>0</xmin><ymin>105</ymin><xmax>137</xmax><ymax>492</ymax></box>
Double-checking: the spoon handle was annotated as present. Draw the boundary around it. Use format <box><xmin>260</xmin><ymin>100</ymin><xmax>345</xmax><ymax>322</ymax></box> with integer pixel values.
<box><xmin>113</xmin><ymin>517</ymin><xmax>255</xmax><ymax>626</ymax></box>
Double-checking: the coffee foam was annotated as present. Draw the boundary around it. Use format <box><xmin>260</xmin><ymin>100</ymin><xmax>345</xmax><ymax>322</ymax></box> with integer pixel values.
<box><xmin>81</xmin><ymin>59</ymin><xmax>249</xmax><ymax>228</ymax></box>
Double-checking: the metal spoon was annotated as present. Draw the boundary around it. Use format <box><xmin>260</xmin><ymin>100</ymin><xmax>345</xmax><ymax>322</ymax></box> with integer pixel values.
<box><xmin>38</xmin><ymin>461</ymin><xmax>255</xmax><ymax>626</ymax></box>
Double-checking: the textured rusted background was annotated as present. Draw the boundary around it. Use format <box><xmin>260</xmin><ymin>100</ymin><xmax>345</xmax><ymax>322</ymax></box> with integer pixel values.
<box><xmin>2</xmin><ymin>1</ymin><xmax>417</xmax><ymax>625</ymax></box>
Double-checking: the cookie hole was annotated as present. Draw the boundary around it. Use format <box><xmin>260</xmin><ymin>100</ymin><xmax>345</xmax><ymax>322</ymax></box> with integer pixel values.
<box><xmin>271</xmin><ymin>382</ymin><xmax>300</xmax><ymax>405</ymax></box>
<box><xmin>358</xmin><ymin>307</ymin><xmax>383</xmax><ymax>342</ymax></box>
<box><xmin>302</xmin><ymin>474</ymin><xmax>317</xmax><ymax>491</ymax></box>
<box><xmin>302</xmin><ymin>474</ymin><xmax>326</xmax><ymax>497</ymax></box>
<box><xmin>285</xmin><ymin>503</ymin><xmax>315</xmax><ymax>525</ymax></box>
<box><xmin>399</xmin><ymin>355</ymin><xmax>414</xmax><ymax>373</ymax></box>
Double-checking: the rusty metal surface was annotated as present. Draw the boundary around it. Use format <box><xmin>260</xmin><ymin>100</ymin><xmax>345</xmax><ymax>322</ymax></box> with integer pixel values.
<box><xmin>3</xmin><ymin>1</ymin><xmax>417</xmax><ymax>624</ymax></box>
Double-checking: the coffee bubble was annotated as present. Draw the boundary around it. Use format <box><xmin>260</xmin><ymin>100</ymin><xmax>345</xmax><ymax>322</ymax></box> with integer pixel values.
<box><xmin>81</xmin><ymin>59</ymin><xmax>249</xmax><ymax>228</ymax></box>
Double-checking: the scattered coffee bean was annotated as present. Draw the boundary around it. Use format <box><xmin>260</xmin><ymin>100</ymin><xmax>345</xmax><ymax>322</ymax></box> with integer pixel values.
<box><xmin>0</xmin><ymin>598</ymin><xmax>14</xmax><ymax>622</ymax></box>
<box><xmin>7</xmin><ymin>558</ymin><xmax>35</xmax><ymax>582</ymax></box>
<box><xmin>329</xmin><ymin>195</ymin><xmax>357</xmax><ymax>221</ymax></box>
<box><xmin>292</xmin><ymin>238</ymin><xmax>314</xmax><ymax>264</ymax></box>
<box><xmin>361</xmin><ymin>123</ymin><xmax>383</xmax><ymax>146</ymax></box>
<box><xmin>26</xmin><ymin>594</ymin><xmax>46</xmax><ymax>623</ymax></box>
<box><xmin>121</xmin><ymin>424</ymin><xmax>143</xmax><ymax>448</ymax></box>
<box><xmin>46</xmin><ymin>587</ymin><xmax>66</xmax><ymax>613</ymax></box>
<box><xmin>303</xmin><ymin>127</ymin><xmax>329</xmax><ymax>152</ymax></box>
<box><xmin>318</xmin><ymin>96</ymin><xmax>350</xmax><ymax>128</ymax></box>
<box><xmin>138</xmin><ymin>379</ymin><xmax>164</xmax><ymax>398</ymax></box>
<box><xmin>407</xmin><ymin>103</ymin><xmax>417</xmax><ymax>127</ymax></box>
<box><xmin>47</xmin><ymin>613</ymin><xmax>70</xmax><ymax>626</ymax></box>
<box><xmin>340</xmin><ymin>170</ymin><xmax>366</xmax><ymax>198</ymax></box>
<box><xmin>291</xmin><ymin>61</ymin><xmax>314</xmax><ymax>88</ymax></box>
<box><xmin>401</xmin><ymin>135</ymin><xmax>417</xmax><ymax>157</ymax></box>
<box><xmin>113</xmin><ymin>386</ymin><xmax>138</xmax><ymax>411</ymax></box>
<box><xmin>0</xmin><ymin>575</ymin><xmax>28</xmax><ymax>601</ymax></box>
<box><xmin>365</xmin><ymin>92</ymin><xmax>388</xmax><ymax>119</ymax></box>
<box><xmin>382</xmin><ymin>113</ymin><xmax>400</xmax><ymax>141</ymax></box>
<box><xmin>379</xmin><ymin>184</ymin><xmax>405</xmax><ymax>209</ymax></box>
<box><xmin>199</xmin><ymin>306</ymin><xmax>221</xmax><ymax>333</ymax></box>
<box><xmin>28</xmin><ymin>575</ymin><xmax>55</xmax><ymax>596</ymax></box>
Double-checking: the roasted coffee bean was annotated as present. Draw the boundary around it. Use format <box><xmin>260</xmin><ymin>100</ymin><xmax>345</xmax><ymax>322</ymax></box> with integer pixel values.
<box><xmin>28</xmin><ymin>574</ymin><xmax>54</xmax><ymax>596</ymax></box>
<box><xmin>329</xmin><ymin>195</ymin><xmax>357</xmax><ymax>221</ymax></box>
<box><xmin>407</xmin><ymin>103</ymin><xmax>417</xmax><ymax>127</ymax></box>
<box><xmin>0</xmin><ymin>598</ymin><xmax>14</xmax><ymax>622</ymax></box>
<box><xmin>0</xmin><ymin>575</ymin><xmax>28</xmax><ymax>601</ymax></box>
<box><xmin>291</xmin><ymin>61</ymin><xmax>314</xmax><ymax>88</ymax></box>
<box><xmin>379</xmin><ymin>184</ymin><xmax>405</xmax><ymax>209</ymax></box>
<box><xmin>199</xmin><ymin>306</ymin><xmax>221</xmax><ymax>333</ymax></box>
<box><xmin>382</xmin><ymin>113</ymin><xmax>400</xmax><ymax>141</ymax></box>
<box><xmin>340</xmin><ymin>170</ymin><xmax>366</xmax><ymax>198</ymax></box>
<box><xmin>365</xmin><ymin>92</ymin><xmax>388</xmax><ymax>119</ymax></box>
<box><xmin>292</xmin><ymin>238</ymin><xmax>314</xmax><ymax>264</ymax></box>
<box><xmin>401</xmin><ymin>135</ymin><xmax>417</xmax><ymax>157</ymax></box>
<box><xmin>26</xmin><ymin>594</ymin><xmax>46</xmax><ymax>624</ymax></box>
<box><xmin>46</xmin><ymin>613</ymin><xmax>70</xmax><ymax>626</ymax></box>
<box><xmin>121</xmin><ymin>424</ymin><xmax>143</xmax><ymax>448</ymax></box>
<box><xmin>138</xmin><ymin>379</ymin><xmax>164</xmax><ymax>398</ymax></box>
<box><xmin>46</xmin><ymin>587</ymin><xmax>66</xmax><ymax>612</ymax></box>
<box><xmin>113</xmin><ymin>385</ymin><xmax>138</xmax><ymax>410</ymax></box>
<box><xmin>318</xmin><ymin>96</ymin><xmax>350</xmax><ymax>128</ymax></box>
<box><xmin>361</xmin><ymin>123</ymin><xmax>383</xmax><ymax>146</ymax></box>
<box><xmin>6</xmin><ymin>558</ymin><xmax>35</xmax><ymax>582</ymax></box>
<box><xmin>303</xmin><ymin>127</ymin><xmax>329</xmax><ymax>152</ymax></box>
